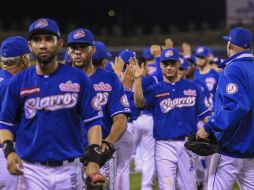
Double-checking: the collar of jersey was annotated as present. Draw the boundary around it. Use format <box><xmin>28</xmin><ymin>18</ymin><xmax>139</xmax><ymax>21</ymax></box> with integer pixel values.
<box><xmin>219</xmin><ymin>51</ymin><xmax>254</xmax><ymax>69</ymax></box>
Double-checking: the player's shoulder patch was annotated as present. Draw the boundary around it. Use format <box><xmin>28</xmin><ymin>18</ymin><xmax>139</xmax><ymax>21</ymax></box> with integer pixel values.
<box><xmin>226</xmin><ymin>83</ymin><xmax>238</xmax><ymax>94</ymax></box>
<box><xmin>120</xmin><ymin>94</ymin><xmax>130</xmax><ymax>107</ymax></box>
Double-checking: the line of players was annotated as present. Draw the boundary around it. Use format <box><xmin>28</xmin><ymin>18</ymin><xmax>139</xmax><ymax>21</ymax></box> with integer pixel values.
<box><xmin>0</xmin><ymin>17</ymin><xmax>241</xmax><ymax>190</ymax></box>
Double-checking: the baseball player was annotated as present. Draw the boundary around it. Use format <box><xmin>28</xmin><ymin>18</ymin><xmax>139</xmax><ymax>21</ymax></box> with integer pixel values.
<box><xmin>67</xmin><ymin>29</ymin><xmax>130</xmax><ymax>190</ymax></box>
<box><xmin>0</xmin><ymin>18</ymin><xmax>104</xmax><ymax>190</ymax></box>
<box><xmin>197</xmin><ymin>27</ymin><xmax>254</xmax><ymax>190</ymax></box>
<box><xmin>0</xmin><ymin>36</ymin><xmax>30</xmax><ymax>190</ymax></box>
<box><xmin>134</xmin><ymin>48</ymin><xmax>211</xmax><ymax>190</ymax></box>
<box><xmin>111</xmin><ymin>49</ymin><xmax>139</xmax><ymax>190</ymax></box>
<box><xmin>194</xmin><ymin>46</ymin><xmax>219</xmax><ymax>110</ymax></box>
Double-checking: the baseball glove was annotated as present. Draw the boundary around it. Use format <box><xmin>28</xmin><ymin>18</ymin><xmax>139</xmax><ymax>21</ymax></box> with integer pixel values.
<box><xmin>80</xmin><ymin>140</ymin><xmax>116</xmax><ymax>168</ymax></box>
<box><xmin>86</xmin><ymin>173</ymin><xmax>105</xmax><ymax>190</ymax></box>
<box><xmin>100</xmin><ymin>140</ymin><xmax>116</xmax><ymax>167</ymax></box>
<box><xmin>184</xmin><ymin>134</ymin><xmax>218</xmax><ymax>156</ymax></box>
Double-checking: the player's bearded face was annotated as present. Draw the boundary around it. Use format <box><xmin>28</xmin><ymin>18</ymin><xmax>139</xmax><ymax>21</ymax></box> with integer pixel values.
<box><xmin>69</xmin><ymin>45</ymin><xmax>93</xmax><ymax>68</ymax></box>
<box><xmin>196</xmin><ymin>57</ymin><xmax>207</xmax><ymax>68</ymax></box>
<box><xmin>30</xmin><ymin>34</ymin><xmax>59</xmax><ymax>66</ymax></box>
<box><xmin>161</xmin><ymin>60</ymin><xmax>179</xmax><ymax>79</ymax></box>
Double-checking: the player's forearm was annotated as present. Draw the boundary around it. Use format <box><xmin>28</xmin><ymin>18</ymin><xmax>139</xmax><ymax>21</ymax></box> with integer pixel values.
<box><xmin>134</xmin><ymin>78</ymin><xmax>145</xmax><ymax>108</ymax></box>
<box><xmin>105</xmin><ymin>114</ymin><xmax>127</xmax><ymax>144</ymax></box>
<box><xmin>0</xmin><ymin>129</ymin><xmax>14</xmax><ymax>143</ymax></box>
<box><xmin>87</xmin><ymin>125</ymin><xmax>102</xmax><ymax>146</ymax></box>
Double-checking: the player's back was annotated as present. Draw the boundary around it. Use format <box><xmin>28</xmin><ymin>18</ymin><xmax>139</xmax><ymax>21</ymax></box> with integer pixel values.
<box><xmin>215</xmin><ymin>58</ymin><xmax>254</xmax><ymax>157</ymax></box>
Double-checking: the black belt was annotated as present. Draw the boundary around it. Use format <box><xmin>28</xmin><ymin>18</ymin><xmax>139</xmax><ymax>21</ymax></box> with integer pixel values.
<box><xmin>25</xmin><ymin>158</ymin><xmax>76</xmax><ymax>167</ymax></box>
<box><xmin>171</xmin><ymin>136</ymin><xmax>186</xmax><ymax>141</ymax></box>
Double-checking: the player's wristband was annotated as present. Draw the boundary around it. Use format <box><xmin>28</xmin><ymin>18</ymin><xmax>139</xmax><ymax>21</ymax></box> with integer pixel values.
<box><xmin>87</xmin><ymin>144</ymin><xmax>102</xmax><ymax>165</ymax></box>
<box><xmin>2</xmin><ymin>140</ymin><xmax>15</xmax><ymax>159</ymax></box>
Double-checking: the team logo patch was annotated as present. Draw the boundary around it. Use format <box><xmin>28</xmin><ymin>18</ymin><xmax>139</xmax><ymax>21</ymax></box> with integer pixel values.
<box><xmin>155</xmin><ymin>92</ymin><xmax>170</xmax><ymax>98</ymax></box>
<box><xmin>226</xmin><ymin>83</ymin><xmax>238</xmax><ymax>94</ymax></box>
<box><xmin>165</xmin><ymin>50</ymin><xmax>173</xmax><ymax>58</ymax></box>
<box><xmin>183</xmin><ymin>89</ymin><xmax>196</xmax><ymax>96</ymax></box>
<box><xmin>20</xmin><ymin>87</ymin><xmax>40</xmax><ymax>97</ymax></box>
<box><xmin>93</xmin><ymin>82</ymin><xmax>112</xmax><ymax>91</ymax></box>
<box><xmin>73</xmin><ymin>30</ymin><xmax>85</xmax><ymax>39</ymax></box>
<box><xmin>121</xmin><ymin>94</ymin><xmax>130</xmax><ymax>107</ymax></box>
<box><xmin>35</xmin><ymin>19</ymin><xmax>48</xmax><ymax>28</ymax></box>
<box><xmin>197</xmin><ymin>47</ymin><xmax>204</xmax><ymax>53</ymax></box>
<box><xmin>59</xmin><ymin>81</ymin><xmax>80</xmax><ymax>92</ymax></box>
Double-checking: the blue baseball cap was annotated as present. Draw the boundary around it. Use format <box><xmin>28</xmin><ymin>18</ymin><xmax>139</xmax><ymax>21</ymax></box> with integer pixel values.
<box><xmin>195</xmin><ymin>46</ymin><xmax>210</xmax><ymax>58</ymax></box>
<box><xmin>143</xmin><ymin>47</ymin><xmax>154</xmax><ymax>60</ymax></box>
<box><xmin>160</xmin><ymin>48</ymin><xmax>180</xmax><ymax>62</ymax></box>
<box><xmin>28</xmin><ymin>18</ymin><xmax>60</xmax><ymax>39</ymax></box>
<box><xmin>93</xmin><ymin>41</ymin><xmax>112</xmax><ymax>60</ymax></box>
<box><xmin>179</xmin><ymin>58</ymin><xmax>189</xmax><ymax>70</ymax></box>
<box><xmin>1</xmin><ymin>36</ymin><xmax>30</xmax><ymax>58</ymax></box>
<box><xmin>118</xmin><ymin>49</ymin><xmax>136</xmax><ymax>64</ymax></box>
<box><xmin>223</xmin><ymin>27</ymin><xmax>253</xmax><ymax>49</ymax></box>
<box><xmin>67</xmin><ymin>28</ymin><xmax>94</xmax><ymax>46</ymax></box>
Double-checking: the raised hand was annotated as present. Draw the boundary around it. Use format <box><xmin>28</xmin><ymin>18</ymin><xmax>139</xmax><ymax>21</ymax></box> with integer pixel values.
<box><xmin>182</xmin><ymin>42</ymin><xmax>192</xmax><ymax>56</ymax></box>
<box><xmin>133</xmin><ymin>62</ymin><xmax>145</xmax><ymax>80</ymax></box>
<box><xmin>112</xmin><ymin>56</ymin><xmax>124</xmax><ymax>78</ymax></box>
<box><xmin>150</xmin><ymin>45</ymin><xmax>161</xmax><ymax>57</ymax></box>
<box><xmin>122</xmin><ymin>63</ymin><xmax>135</xmax><ymax>90</ymax></box>
<box><xmin>164</xmin><ymin>38</ymin><xmax>174</xmax><ymax>49</ymax></box>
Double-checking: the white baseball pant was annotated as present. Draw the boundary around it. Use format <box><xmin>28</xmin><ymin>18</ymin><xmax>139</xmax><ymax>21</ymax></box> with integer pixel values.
<box><xmin>115</xmin><ymin>122</ymin><xmax>135</xmax><ymax>190</ymax></box>
<box><xmin>0</xmin><ymin>149</ymin><xmax>18</xmax><ymax>190</ymax></box>
<box><xmin>155</xmin><ymin>140</ymin><xmax>197</xmax><ymax>190</ymax></box>
<box><xmin>208</xmin><ymin>153</ymin><xmax>254</xmax><ymax>190</ymax></box>
<box><xmin>132</xmin><ymin>114</ymin><xmax>156</xmax><ymax>190</ymax></box>
<box><xmin>17</xmin><ymin>158</ymin><xmax>82</xmax><ymax>190</ymax></box>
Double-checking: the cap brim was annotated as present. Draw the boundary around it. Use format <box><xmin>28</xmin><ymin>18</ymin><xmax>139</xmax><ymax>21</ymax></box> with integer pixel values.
<box><xmin>223</xmin><ymin>36</ymin><xmax>230</xmax><ymax>41</ymax></box>
<box><xmin>161</xmin><ymin>58</ymin><xmax>179</xmax><ymax>62</ymax></box>
<box><xmin>28</xmin><ymin>29</ymin><xmax>59</xmax><ymax>39</ymax></box>
<box><xmin>67</xmin><ymin>41</ymin><xmax>94</xmax><ymax>47</ymax></box>
<box><xmin>106</xmin><ymin>52</ymin><xmax>112</xmax><ymax>58</ymax></box>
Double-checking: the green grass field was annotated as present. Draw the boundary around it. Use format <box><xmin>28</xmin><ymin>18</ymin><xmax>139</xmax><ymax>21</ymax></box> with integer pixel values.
<box><xmin>130</xmin><ymin>172</ymin><xmax>240</xmax><ymax>190</ymax></box>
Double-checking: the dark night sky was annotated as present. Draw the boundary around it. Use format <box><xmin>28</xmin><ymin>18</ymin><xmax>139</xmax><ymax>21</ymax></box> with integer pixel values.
<box><xmin>0</xmin><ymin>0</ymin><xmax>225</xmax><ymax>34</ymax></box>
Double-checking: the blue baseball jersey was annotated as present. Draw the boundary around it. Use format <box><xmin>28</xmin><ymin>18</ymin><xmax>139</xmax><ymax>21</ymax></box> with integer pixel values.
<box><xmin>144</xmin><ymin>79</ymin><xmax>210</xmax><ymax>140</ymax></box>
<box><xmin>194</xmin><ymin>69</ymin><xmax>219</xmax><ymax>109</ymax></box>
<box><xmin>0</xmin><ymin>64</ymin><xmax>102</xmax><ymax>162</ymax></box>
<box><xmin>90</xmin><ymin>68</ymin><xmax>131</xmax><ymax>138</ymax></box>
<box><xmin>0</xmin><ymin>70</ymin><xmax>13</xmax><ymax>111</ymax></box>
<box><xmin>0</xmin><ymin>70</ymin><xmax>14</xmax><ymax>148</ymax></box>
<box><xmin>125</xmin><ymin>89</ymin><xmax>141</xmax><ymax>121</ymax></box>
<box><xmin>204</xmin><ymin>51</ymin><xmax>254</xmax><ymax>158</ymax></box>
